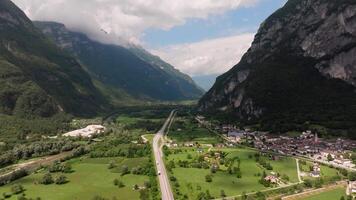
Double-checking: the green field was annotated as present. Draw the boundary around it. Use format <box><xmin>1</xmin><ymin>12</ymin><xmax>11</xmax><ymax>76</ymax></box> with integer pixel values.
<box><xmin>301</xmin><ymin>187</ymin><xmax>346</xmax><ymax>200</ymax></box>
<box><xmin>223</xmin><ymin>148</ymin><xmax>299</xmax><ymax>182</ymax></box>
<box><xmin>300</xmin><ymin>160</ymin><xmax>339</xmax><ymax>180</ymax></box>
<box><xmin>168</xmin><ymin>118</ymin><xmax>222</xmax><ymax>144</ymax></box>
<box><xmin>0</xmin><ymin>157</ymin><xmax>149</xmax><ymax>200</ymax></box>
<box><xmin>143</xmin><ymin>134</ymin><xmax>156</xmax><ymax>143</ymax></box>
<box><xmin>167</xmin><ymin>147</ymin><xmax>299</xmax><ymax>199</ymax></box>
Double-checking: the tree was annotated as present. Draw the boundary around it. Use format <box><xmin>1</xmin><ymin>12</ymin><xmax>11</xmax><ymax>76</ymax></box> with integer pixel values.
<box><xmin>139</xmin><ymin>189</ymin><xmax>149</xmax><ymax>200</ymax></box>
<box><xmin>133</xmin><ymin>184</ymin><xmax>139</xmax><ymax>190</ymax></box>
<box><xmin>121</xmin><ymin>165</ymin><xmax>129</xmax><ymax>176</ymax></box>
<box><xmin>40</xmin><ymin>173</ymin><xmax>53</xmax><ymax>185</ymax></box>
<box><xmin>55</xmin><ymin>175</ymin><xmax>67</xmax><ymax>185</ymax></box>
<box><xmin>205</xmin><ymin>175</ymin><xmax>212</xmax><ymax>183</ymax></box>
<box><xmin>339</xmin><ymin>169</ymin><xmax>348</xmax><ymax>177</ymax></box>
<box><xmin>327</xmin><ymin>154</ymin><xmax>334</xmax><ymax>162</ymax></box>
<box><xmin>210</xmin><ymin>166</ymin><xmax>217</xmax><ymax>174</ymax></box>
<box><xmin>17</xmin><ymin>194</ymin><xmax>28</xmax><ymax>200</ymax></box>
<box><xmin>206</xmin><ymin>190</ymin><xmax>213</xmax><ymax>199</ymax></box>
<box><xmin>349</xmin><ymin>172</ymin><xmax>356</xmax><ymax>181</ymax></box>
<box><xmin>92</xmin><ymin>196</ymin><xmax>108</xmax><ymax>200</ymax></box>
<box><xmin>144</xmin><ymin>181</ymin><xmax>151</xmax><ymax>189</ymax></box>
<box><xmin>11</xmin><ymin>184</ymin><xmax>24</xmax><ymax>194</ymax></box>
<box><xmin>113</xmin><ymin>179</ymin><xmax>124</xmax><ymax>188</ymax></box>
<box><xmin>108</xmin><ymin>161</ymin><xmax>116</xmax><ymax>169</ymax></box>
<box><xmin>170</xmin><ymin>176</ymin><xmax>177</xmax><ymax>182</ymax></box>
<box><xmin>340</xmin><ymin>196</ymin><xmax>345</xmax><ymax>200</ymax></box>
<box><xmin>241</xmin><ymin>192</ymin><xmax>247</xmax><ymax>200</ymax></box>
<box><xmin>236</xmin><ymin>169</ymin><xmax>242</xmax><ymax>179</ymax></box>
<box><xmin>304</xmin><ymin>179</ymin><xmax>313</xmax><ymax>188</ymax></box>
<box><xmin>62</xmin><ymin>163</ymin><xmax>72</xmax><ymax>173</ymax></box>
<box><xmin>220</xmin><ymin>190</ymin><xmax>226</xmax><ymax>198</ymax></box>
<box><xmin>255</xmin><ymin>191</ymin><xmax>266</xmax><ymax>200</ymax></box>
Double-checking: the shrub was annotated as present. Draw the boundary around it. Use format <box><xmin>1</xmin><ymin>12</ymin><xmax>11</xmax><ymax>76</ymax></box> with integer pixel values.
<box><xmin>205</xmin><ymin>175</ymin><xmax>212</xmax><ymax>182</ymax></box>
<box><xmin>40</xmin><ymin>173</ymin><xmax>53</xmax><ymax>185</ymax></box>
<box><xmin>11</xmin><ymin>184</ymin><xmax>24</xmax><ymax>194</ymax></box>
<box><xmin>55</xmin><ymin>175</ymin><xmax>67</xmax><ymax>185</ymax></box>
<box><xmin>113</xmin><ymin>179</ymin><xmax>124</xmax><ymax>188</ymax></box>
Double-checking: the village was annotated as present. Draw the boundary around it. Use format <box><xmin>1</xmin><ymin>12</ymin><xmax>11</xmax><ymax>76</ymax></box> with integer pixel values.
<box><xmin>195</xmin><ymin>115</ymin><xmax>356</xmax><ymax>198</ymax></box>
<box><xmin>196</xmin><ymin>116</ymin><xmax>356</xmax><ymax>170</ymax></box>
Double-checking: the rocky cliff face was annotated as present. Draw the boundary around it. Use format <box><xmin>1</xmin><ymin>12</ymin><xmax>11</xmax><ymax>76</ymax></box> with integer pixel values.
<box><xmin>199</xmin><ymin>0</ymin><xmax>356</xmax><ymax>131</ymax></box>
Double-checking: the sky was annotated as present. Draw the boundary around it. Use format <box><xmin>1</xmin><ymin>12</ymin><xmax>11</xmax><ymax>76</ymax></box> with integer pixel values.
<box><xmin>12</xmin><ymin>0</ymin><xmax>287</xmax><ymax>77</ymax></box>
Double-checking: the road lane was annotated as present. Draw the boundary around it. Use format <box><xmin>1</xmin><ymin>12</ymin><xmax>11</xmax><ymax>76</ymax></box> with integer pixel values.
<box><xmin>153</xmin><ymin>111</ymin><xmax>175</xmax><ymax>200</ymax></box>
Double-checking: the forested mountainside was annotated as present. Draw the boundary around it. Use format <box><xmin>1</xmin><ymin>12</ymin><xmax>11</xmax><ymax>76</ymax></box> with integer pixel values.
<box><xmin>0</xmin><ymin>0</ymin><xmax>109</xmax><ymax>118</ymax></box>
<box><xmin>35</xmin><ymin>21</ymin><xmax>204</xmax><ymax>102</ymax></box>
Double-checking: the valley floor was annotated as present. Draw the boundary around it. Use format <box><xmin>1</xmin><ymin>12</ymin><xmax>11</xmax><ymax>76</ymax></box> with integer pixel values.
<box><xmin>0</xmin><ymin>107</ymin><xmax>353</xmax><ymax>200</ymax></box>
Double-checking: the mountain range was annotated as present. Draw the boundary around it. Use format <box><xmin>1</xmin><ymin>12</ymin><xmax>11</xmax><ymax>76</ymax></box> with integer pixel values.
<box><xmin>0</xmin><ymin>0</ymin><xmax>203</xmax><ymax>120</ymax></box>
<box><xmin>34</xmin><ymin>21</ymin><xmax>204</xmax><ymax>104</ymax></box>
<box><xmin>199</xmin><ymin>0</ymin><xmax>356</xmax><ymax>136</ymax></box>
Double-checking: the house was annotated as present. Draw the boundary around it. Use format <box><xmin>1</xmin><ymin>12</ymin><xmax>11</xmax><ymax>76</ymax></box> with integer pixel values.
<box><xmin>197</xmin><ymin>148</ymin><xmax>204</xmax><ymax>153</ymax></box>
<box><xmin>320</xmin><ymin>151</ymin><xmax>336</xmax><ymax>159</ymax></box>
<box><xmin>184</xmin><ymin>142</ymin><xmax>194</xmax><ymax>147</ymax></box>
<box><xmin>264</xmin><ymin>175</ymin><xmax>279</xmax><ymax>184</ymax></box>
<box><xmin>228</xmin><ymin>131</ymin><xmax>244</xmax><ymax>137</ymax></box>
<box><xmin>214</xmin><ymin>152</ymin><xmax>221</xmax><ymax>159</ymax></box>
<box><xmin>310</xmin><ymin>163</ymin><xmax>321</xmax><ymax>178</ymax></box>
<box><xmin>63</xmin><ymin>125</ymin><xmax>106</xmax><ymax>138</ymax></box>
<box><xmin>196</xmin><ymin>115</ymin><xmax>205</xmax><ymax>120</ymax></box>
<box><xmin>348</xmin><ymin>181</ymin><xmax>356</xmax><ymax>194</ymax></box>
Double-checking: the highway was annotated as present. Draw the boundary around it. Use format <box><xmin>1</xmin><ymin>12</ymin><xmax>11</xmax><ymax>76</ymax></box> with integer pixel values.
<box><xmin>153</xmin><ymin>110</ymin><xmax>175</xmax><ymax>200</ymax></box>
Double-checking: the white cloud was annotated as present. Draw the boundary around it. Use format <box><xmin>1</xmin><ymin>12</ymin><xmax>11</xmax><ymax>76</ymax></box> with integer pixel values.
<box><xmin>12</xmin><ymin>0</ymin><xmax>260</xmax><ymax>45</ymax></box>
<box><xmin>151</xmin><ymin>33</ymin><xmax>255</xmax><ymax>76</ymax></box>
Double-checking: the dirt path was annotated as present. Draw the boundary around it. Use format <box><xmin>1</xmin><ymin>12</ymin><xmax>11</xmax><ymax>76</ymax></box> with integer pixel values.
<box><xmin>141</xmin><ymin>135</ymin><xmax>148</xmax><ymax>143</ymax></box>
<box><xmin>0</xmin><ymin>151</ymin><xmax>72</xmax><ymax>179</ymax></box>
<box><xmin>296</xmin><ymin>159</ymin><xmax>303</xmax><ymax>183</ymax></box>
<box><xmin>282</xmin><ymin>181</ymin><xmax>346</xmax><ymax>200</ymax></box>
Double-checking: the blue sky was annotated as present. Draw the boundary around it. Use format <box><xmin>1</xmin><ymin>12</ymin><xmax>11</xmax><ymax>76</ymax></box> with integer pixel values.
<box><xmin>144</xmin><ymin>0</ymin><xmax>287</xmax><ymax>48</ymax></box>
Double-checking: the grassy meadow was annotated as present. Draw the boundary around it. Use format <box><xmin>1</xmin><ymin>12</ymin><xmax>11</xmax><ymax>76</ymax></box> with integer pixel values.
<box><xmin>0</xmin><ymin>157</ymin><xmax>149</xmax><ymax>200</ymax></box>
<box><xmin>166</xmin><ymin>147</ymin><xmax>300</xmax><ymax>199</ymax></box>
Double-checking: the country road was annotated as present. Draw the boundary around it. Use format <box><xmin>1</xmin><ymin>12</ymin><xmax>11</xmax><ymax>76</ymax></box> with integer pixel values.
<box><xmin>153</xmin><ymin>110</ymin><xmax>175</xmax><ymax>200</ymax></box>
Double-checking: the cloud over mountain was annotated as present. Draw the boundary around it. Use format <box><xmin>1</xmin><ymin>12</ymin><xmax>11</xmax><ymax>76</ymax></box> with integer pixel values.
<box><xmin>152</xmin><ymin>33</ymin><xmax>255</xmax><ymax>76</ymax></box>
<box><xmin>12</xmin><ymin>0</ymin><xmax>259</xmax><ymax>45</ymax></box>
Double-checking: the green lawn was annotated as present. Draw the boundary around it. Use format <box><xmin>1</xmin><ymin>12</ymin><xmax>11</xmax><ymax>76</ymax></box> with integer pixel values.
<box><xmin>167</xmin><ymin>148</ymin><xmax>209</xmax><ymax>162</ymax></box>
<box><xmin>270</xmin><ymin>157</ymin><xmax>299</xmax><ymax>183</ymax></box>
<box><xmin>301</xmin><ymin>187</ymin><xmax>346</xmax><ymax>200</ymax></box>
<box><xmin>0</xmin><ymin>157</ymin><xmax>149</xmax><ymax>200</ymax></box>
<box><xmin>116</xmin><ymin>116</ymin><xmax>141</xmax><ymax>125</ymax></box>
<box><xmin>172</xmin><ymin>167</ymin><xmax>264</xmax><ymax>198</ymax></box>
<box><xmin>300</xmin><ymin>161</ymin><xmax>339</xmax><ymax>180</ymax></box>
<box><xmin>168</xmin><ymin>147</ymin><xmax>300</xmax><ymax>199</ymax></box>
<box><xmin>168</xmin><ymin>118</ymin><xmax>221</xmax><ymax>144</ymax></box>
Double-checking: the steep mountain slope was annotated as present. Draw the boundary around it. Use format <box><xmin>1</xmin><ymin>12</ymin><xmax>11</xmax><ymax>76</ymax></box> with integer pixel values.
<box><xmin>34</xmin><ymin>22</ymin><xmax>204</xmax><ymax>102</ymax></box>
<box><xmin>0</xmin><ymin>0</ymin><xmax>108</xmax><ymax>118</ymax></box>
<box><xmin>199</xmin><ymin>0</ymin><xmax>356</xmax><ymax>133</ymax></box>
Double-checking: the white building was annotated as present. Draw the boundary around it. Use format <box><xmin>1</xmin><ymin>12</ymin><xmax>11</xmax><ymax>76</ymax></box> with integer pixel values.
<box><xmin>63</xmin><ymin>125</ymin><xmax>106</xmax><ymax>138</ymax></box>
